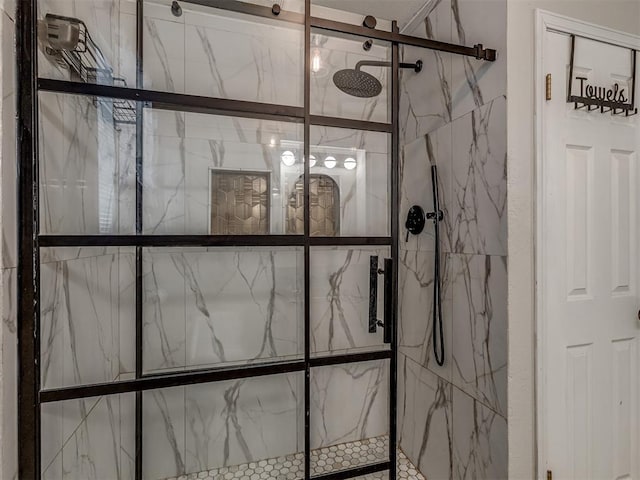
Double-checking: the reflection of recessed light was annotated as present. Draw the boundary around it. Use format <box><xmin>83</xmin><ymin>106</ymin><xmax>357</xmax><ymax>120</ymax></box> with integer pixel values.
<box><xmin>311</xmin><ymin>49</ymin><xmax>322</xmax><ymax>74</ymax></box>
<box><xmin>324</xmin><ymin>156</ymin><xmax>337</xmax><ymax>169</ymax></box>
<box><xmin>309</xmin><ymin>155</ymin><xmax>317</xmax><ymax>167</ymax></box>
<box><xmin>344</xmin><ymin>157</ymin><xmax>357</xmax><ymax>170</ymax></box>
<box><xmin>281</xmin><ymin>150</ymin><xmax>296</xmax><ymax>166</ymax></box>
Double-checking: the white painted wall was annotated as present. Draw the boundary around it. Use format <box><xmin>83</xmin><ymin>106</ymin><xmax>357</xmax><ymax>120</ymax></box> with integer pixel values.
<box><xmin>507</xmin><ymin>1</ymin><xmax>640</xmax><ymax>479</ymax></box>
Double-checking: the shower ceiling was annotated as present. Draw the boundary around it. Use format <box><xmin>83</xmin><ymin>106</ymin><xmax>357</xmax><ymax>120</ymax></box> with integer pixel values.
<box><xmin>312</xmin><ymin>0</ymin><xmax>428</xmax><ymax>29</ymax></box>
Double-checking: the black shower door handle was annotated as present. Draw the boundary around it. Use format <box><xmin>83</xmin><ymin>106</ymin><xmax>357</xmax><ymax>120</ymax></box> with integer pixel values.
<box><xmin>369</xmin><ymin>256</ymin><xmax>393</xmax><ymax>344</ymax></box>
<box><xmin>369</xmin><ymin>256</ymin><xmax>379</xmax><ymax>333</ymax></box>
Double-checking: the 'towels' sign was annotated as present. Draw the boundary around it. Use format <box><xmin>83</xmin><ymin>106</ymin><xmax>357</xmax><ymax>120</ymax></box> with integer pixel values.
<box><xmin>575</xmin><ymin>77</ymin><xmax>628</xmax><ymax>104</ymax></box>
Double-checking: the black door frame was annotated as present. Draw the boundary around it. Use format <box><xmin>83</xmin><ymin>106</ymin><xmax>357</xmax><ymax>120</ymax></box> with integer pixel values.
<box><xmin>16</xmin><ymin>1</ymin><xmax>496</xmax><ymax>478</ymax></box>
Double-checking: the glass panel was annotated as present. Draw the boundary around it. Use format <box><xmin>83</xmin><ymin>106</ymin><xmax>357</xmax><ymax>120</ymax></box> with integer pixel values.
<box><xmin>310</xmin><ymin>28</ymin><xmax>391</xmax><ymax>123</ymax></box>
<box><xmin>37</xmin><ymin>0</ymin><xmax>304</xmax><ymax>106</ymax></box>
<box><xmin>310</xmin><ymin>247</ymin><xmax>391</xmax><ymax>357</ymax></box>
<box><xmin>38</xmin><ymin>94</ymin><xmax>304</xmax><ymax>236</ymax></box>
<box><xmin>38</xmin><ymin>91</ymin><xmax>137</xmax><ymax>235</ymax></box>
<box><xmin>310</xmin><ymin>1</ymin><xmax>393</xmax><ymax>32</ymax></box>
<box><xmin>311</xmin><ymin>360</ymin><xmax>390</xmax><ymax>476</ymax></box>
<box><xmin>308</xmin><ymin>125</ymin><xmax>390</xmax><ymax>236</ymax></box>
<box><xmin>37</xmin><ymin>0</ymin><xmax>136</xmax><ymax>88</ymax></box>
<box><xmin>143</xmin><ymin>373</ymin><xmax>304</xmax><ymax>479</ymax></box>
<box><xmin>143</xmin><ymin>110</ymin><xmax>304</xmax><ymax>235</ymax></box>
<box><xmin>143</xmin><ymin>0</ymin><xmax>304</xmax><ymax>105</ymax></box>
<box><xmin>39</xmin><ymin>247</ymin><xmax>136</xmax><ymax>390</ymax></box>
<box><xmin>41</xmin><ymin>393</ymin><xmax>135</xmax><ymax>479</ymax></box>
<box><xmin>142</xmin><ymin>247</ymin><xmax>304</xmax><ymax>374</ymax></box>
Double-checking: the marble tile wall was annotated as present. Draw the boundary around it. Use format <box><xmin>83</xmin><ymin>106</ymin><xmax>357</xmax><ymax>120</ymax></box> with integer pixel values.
<box><xmin>140</xmin><ymin>247</ymin><xmax>303</xmax><ymax>374</ymax></box>
<box><xmin>142</xmin><ymin>373</ymin><xmax>303</xmax><ymax>480</ymax></box>
<box><xmin>398</xmin><ymin>0</ymin><xmax>507</xmax><ymax>478</ymax></box>
<box><xmin>41</xmin><ymin>394</ymin><xmax>136</xmax><ymax>480</ymax></box>
<box><xmin>1</xmin><ymin>4</ymin><xmax>17</xmax><ymax>479</ymax></box>
<box><xmin>310</xmin><ymin>248</ymin><xmax>390</xmax><ymax>356</ymax></box>
<box><xmin>5</xmin><ymin>1</ymin><xmax>509</xmax><ymax>478</ymax></box>
<box><xmin>310</xmin><ymin>360</ymin><xmax>389</xmax><ymax>451</ymax></box>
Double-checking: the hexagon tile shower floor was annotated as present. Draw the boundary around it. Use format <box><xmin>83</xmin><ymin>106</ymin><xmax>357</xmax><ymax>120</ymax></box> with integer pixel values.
<box><xmin>161</xmin><ymin>436</ymin><xmax>426</xmax><ymax>480</ymax></box>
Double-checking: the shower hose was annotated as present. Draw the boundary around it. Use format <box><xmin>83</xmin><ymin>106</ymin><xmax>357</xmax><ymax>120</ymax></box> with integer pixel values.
<box><xmin>431</xmin><ymin>165</ymin><xmax>445</xmax><ymax>367</ymax></box>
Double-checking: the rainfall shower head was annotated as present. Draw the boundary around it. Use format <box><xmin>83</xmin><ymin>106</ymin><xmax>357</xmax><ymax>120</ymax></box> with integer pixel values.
<box><xmin>332</xmin><ymin>59</ymin><xmax>423</xmax><ymax>98</ymax></box>
<box><xmin>332</xmin><ymin>68</ymin><xmax>383</xmax><ymax>98</ymax></box>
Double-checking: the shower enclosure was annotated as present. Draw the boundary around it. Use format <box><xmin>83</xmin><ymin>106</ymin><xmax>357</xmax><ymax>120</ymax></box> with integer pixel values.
<box><xmin>15</xmin><ymin>1</ymin><xmax>496</xmax><ymax>479</ymax></box>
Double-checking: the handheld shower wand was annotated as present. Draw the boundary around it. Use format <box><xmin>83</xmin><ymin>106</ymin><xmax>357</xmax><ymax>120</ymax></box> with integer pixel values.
<box><xmin>404</xmin><ymin>165</ymin><xmax>445</xmax><ymax>366</ymax></box>
<box><xmin>427</xmin><ymin>165</ymin><xmax>445</xmax><ymax>366</ymax></box>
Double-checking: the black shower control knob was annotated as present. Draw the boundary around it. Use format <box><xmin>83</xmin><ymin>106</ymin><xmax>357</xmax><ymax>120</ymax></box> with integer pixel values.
<box><xmin>405</xmin><ymin>205</ymin><xmax>426</xmax><ymax>236</ymax></box>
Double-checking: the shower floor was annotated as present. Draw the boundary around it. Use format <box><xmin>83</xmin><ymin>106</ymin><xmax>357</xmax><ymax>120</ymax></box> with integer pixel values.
<box><xmin>162</xmin><ymin>435</ymin><xmax>425</xmax><ymax>479</ymax></box>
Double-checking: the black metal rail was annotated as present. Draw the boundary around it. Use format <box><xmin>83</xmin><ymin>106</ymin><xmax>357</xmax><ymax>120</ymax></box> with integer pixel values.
<box><xmin>38</xmin><ymin>234</ymin><xmax>392</xmax><ymax>247</ymax></box>
<box><xmin>39</xmin><ymin>349</ymin><xmax>392</xmax><ymax>404</ymax></box>
<box><xmin>16</xmin><ymin>0</ymin><xmax>40</xmax><ymax>477</ymax></box>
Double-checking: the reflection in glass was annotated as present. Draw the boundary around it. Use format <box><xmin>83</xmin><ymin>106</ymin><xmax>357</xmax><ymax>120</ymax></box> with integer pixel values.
<box><xmin>142</xmin><ymin>247</ymin><xmax>304</xmax><ymax>374</ymax></box>
<box><xmin>287</xmin><ymin>175</ymin><xmax>340</xmax><ymax>236</ymax></box>
<box><xmin>209</xmin><ymin>170</ymin><xmax>270</xmax><ymax>235</ymax></box>
<box><xmin>311</xmin><ymin>360</ymin><xmax>390</xmax><ymax>476</ymax></box>
<box><xmin>310</xmin><ymin>28</ymin><xmax>391</xmax><ymax>123</ymax></box>
<box><xmin>41</xmin><ymin>393</ymin><xmax>136</xmax><ymax>479</ymax></box>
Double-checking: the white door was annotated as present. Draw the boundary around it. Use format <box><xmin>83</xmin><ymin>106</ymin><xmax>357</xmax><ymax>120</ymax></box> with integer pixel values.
<box><xmin>541</xmin><ymin>29</ymin><xmax>640</xmax><ymax>480</ymax></box>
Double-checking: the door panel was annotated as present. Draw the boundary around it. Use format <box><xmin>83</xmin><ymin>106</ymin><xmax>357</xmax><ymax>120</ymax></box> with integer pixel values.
<box><xmin>542</xmin><ymin>31</ymin><xmax>640</xmax><ymax>479</ymax></box>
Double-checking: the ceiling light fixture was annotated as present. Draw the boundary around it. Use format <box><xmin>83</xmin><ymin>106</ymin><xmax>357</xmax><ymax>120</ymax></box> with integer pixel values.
<box><xmin>311</xmin><ymin>49</ymin><xmax>322</xmax><ymax>74</ymax></box>
<box><xmin>324</xmin><ymin>156</ymin><xmax>337</xmax><ymax>169</ymax></box>
<box><xmin>281</xmin><ymin>150</ymin><xmax>296</xmax><ymax>166</ymax></box>
<box><xmin>344</xmin><ymin>157</ymin><xmax>357</xmax><ymax>170</ymax></box>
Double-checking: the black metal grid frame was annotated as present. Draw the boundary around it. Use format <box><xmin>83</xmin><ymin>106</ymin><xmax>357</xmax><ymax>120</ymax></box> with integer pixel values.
<box><xmin>16</xmin><ymin>0</ymin><xmax>496</xmax><ymax>478</ymax></box>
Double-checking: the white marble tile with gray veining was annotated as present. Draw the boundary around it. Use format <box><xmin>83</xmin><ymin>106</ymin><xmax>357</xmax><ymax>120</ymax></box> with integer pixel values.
<box><xmin>185</xmin><ymin>374</ymin><xmax>302</xmax><ymax>473</ymax></box>
<box><xmin>143</xmin><ymin>374</ymin><xmax>302</xmax><ymax>480</ymax></box>
<box><xmin>143</xmin><ymin>131</ymin><xmax>187</xmax><ymax>234</ymax></box>
<box><xmin>398</xmin><ymin>354</ymin><xmax>453</xmax><ymax>480</ymax></box>
<box><xmin>400</xmin><ymin>0</ymin><xmax>453</xmax><ymax>144</ymax></box>
<box><xmin>40</xmin><ymin>251</ymin><xmax>131</xmax><ymax>390</ymax></box>
<box><xmin>310</xmin><ymin>248</ymin><xmax>389</xmax><ymax>356</ymax></box>
<box><xmin>450</xmin><ymin>96</ymin><xmax>507</xmax><ymax>256</ymax></box>
<box><xmin>181</xmin><ymin>8</ymin><xmax>303</xmax><ymax>106</ymax></box>
<box><xmin>2</xmin><ymin>9</ymin><xmax>16</xmax><ymax>269</ymax></box>
<box><xmin>311</xmin><ymin>360</ymin><xmax>388</xmax><ymax>450</ymax></box>
<box><xmin>183</xmin><ymin>249</ymin><xmax>303</xmax><ymax>368</ymax></box>
<box><xmin>2</xmin><ymin>268</ymin><xmax>17</xmax><ymax>480</ymax></box>
<box><xmin>451</xmin><ymin>253</ymin><xmax>507</xmax><ymax>417</ymax></box>
<box><xmin>143</xmin><ymin>386</ymin><xmax>187</xmax><ymax>480</ymax></box>
<box><xmin>42</xmin><ymin>394</ymin><xmax>135</xmax><ymax>480</ymax></box>
<box><xmin>450</xmin><ymin>0</ymin><xmax>506</xmax><ymax>120</ymax></box>
<box><xmin>39</xmin><ymin>91</ymin><xmax>133</xmax><ymax>236</ymax></box>
<box><xmin>400</xmin><ymin>123</ymin><xmax>452</xmax><ymax>254</ymax></box>
<box><xmin>398</xmin><ymin>250</ymin><xmax>453</xmax><ymax>380</ymax></box>
<box><xmin>452</xmin><ymin>386</ymin><xmax>507</xmax><ymax>480</ymax></box>
<box><xmin>143</xmin><ymin>248</ymin><xmax>303</xmax><ymax>373</ymax></box>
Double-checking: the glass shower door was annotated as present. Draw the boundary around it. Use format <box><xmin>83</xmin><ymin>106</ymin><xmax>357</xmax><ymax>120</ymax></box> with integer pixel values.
<box><xmin>29</xmin><ymin>1</ymin><xmax>397</xmax><ymax>479</ymax></box>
